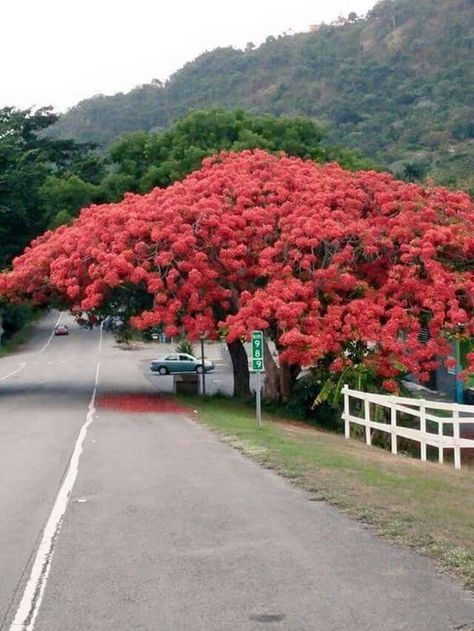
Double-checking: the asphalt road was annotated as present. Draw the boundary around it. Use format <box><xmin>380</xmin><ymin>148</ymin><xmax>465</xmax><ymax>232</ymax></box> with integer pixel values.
<box><xmin>1</xmin><ymin>314</ymin><xmax>474</xmax><ymax>630</ymax></box>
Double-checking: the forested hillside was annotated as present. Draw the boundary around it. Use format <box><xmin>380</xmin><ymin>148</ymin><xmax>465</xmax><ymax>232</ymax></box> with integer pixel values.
<box><xmin>49</xmin><ymin>0</ymin><xmax>474</xmax><ymax>193</ymax></box>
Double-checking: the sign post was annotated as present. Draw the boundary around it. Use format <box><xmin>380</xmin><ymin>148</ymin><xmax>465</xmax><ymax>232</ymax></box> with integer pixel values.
<box><xmin>199</xmin><ymin>331</ymin><xmax>208</xmax><ymax>396</ymax></box>
<box><xmin>251</xmin><ymin>331</ymin><xmax>265</xmax><ymax>428</ymax></box>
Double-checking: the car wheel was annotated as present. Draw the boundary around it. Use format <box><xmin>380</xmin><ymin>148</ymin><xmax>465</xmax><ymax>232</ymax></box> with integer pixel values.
<box><xmin>195</xmin><ymin>365</ymin><xmax>204</xmax><ymax>374</ymax></box>
<box><xmin>158</xmin><ymin>366</ymin><xmax>168</xmax><ymax>375</ymax></box>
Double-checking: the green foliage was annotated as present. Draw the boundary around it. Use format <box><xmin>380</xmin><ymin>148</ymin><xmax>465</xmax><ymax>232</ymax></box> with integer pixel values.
<box><xmin>40</xmin><ymin>175</ymin><xmax>98</xmax><ymax>226</ymax></box>
<box><xmin>0</xmin><ymin>107</ymin><xmax>107</xmax><ymax>268</ymax></box>
<box><xmin>0</xmin><ymin>107</ymin><xmax>52</xmax><ymax>266</ymax></box>
<box><xmin>284</xmin><ymin>375</ymin><xmax>341</xmax><ymax>431</ymax></box>
<box><xmin>48</xmin><ymin>209</ymin><xmax>74</xmax><ymax>230</ymax></box>
<box><xmin>175</xmin><ymin>338</ymin><xmax>195</xmax><ymax>356</ymax></box>
<box><xmin>49</xmin><ymin>0</ymin><xmax>474</xmax><ymax>193</ymax></box>
<box><xmin>0</xmin><ymin>303</ymin><xmax>37</xmax><ymax>342</ymax></box>
<box><xmin>104</xmin><ymin>109</ymin><xmax>375</xmax><ymax>196</ymax></box>
<box><xmin>99</xmin><ymin>172</ymin><xmax>137</xmax><ymax>203</ymax></box>
<box><xmin>287</xmin><ymin>356</ymin><xmax>406</xmax><ymax>430</ymax></box>
<box><xmin>313</xmin><ymin>364</ymin><xmax>383</xmax><ymax>409</ymax></box>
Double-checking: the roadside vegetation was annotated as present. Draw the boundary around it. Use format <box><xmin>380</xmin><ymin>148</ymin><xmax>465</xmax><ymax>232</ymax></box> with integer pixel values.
<box><xmin>184</xmin><ymin>395</ymin><xmax>474</xmax><ymax>589</ymax></box>
<box><xmin>0</xmin><ymin>305</ymin><xmax>43</xmax><ymax>357</ymax></box>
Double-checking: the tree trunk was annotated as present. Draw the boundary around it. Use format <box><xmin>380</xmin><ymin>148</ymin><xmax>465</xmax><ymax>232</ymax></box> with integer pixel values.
<box><xmin>279</xmin><ymin>361</ymin><xmax>300</xmax><ymax>403</ymax></box>
<box><xmin>227</xmin><ymin>340</ymin><xmax>251</xmax><ymax>398</ymax></box>
<box><xmin>263</xmin><ymin>339</ymin><xmax>301</xmax><ymax>403</ymax></box>
<box><xmin>263</xmin><ymin>339</ymin><xmax>281</xmax><ymax>402</ymax></box>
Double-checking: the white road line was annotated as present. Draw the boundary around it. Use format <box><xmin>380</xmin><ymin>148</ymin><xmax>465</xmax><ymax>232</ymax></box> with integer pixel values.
<box><xmin>38</xmin><ymin>313</ymin><xmax>62</xmax><ymax>355</ymax></box>
<box><xmin>0</xmin><ymin>363</ymin><xmax>27</xmax><ymax>383</ymax></box>
<box><xmin>98</xmin><ymin>323</ymin><xmax>103</xmax><ymax>354</ymax></box>
<box><xmin>9</xmin><ymin>326</ymin><xmax>103</xmax><ymax>631</ymax></box>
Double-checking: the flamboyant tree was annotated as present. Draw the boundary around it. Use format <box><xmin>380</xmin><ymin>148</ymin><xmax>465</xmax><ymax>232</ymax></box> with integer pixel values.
<box><xmin>1</xmin><ymin>150</ymin><xmax>474</xmax><ymax>400</ymax></box>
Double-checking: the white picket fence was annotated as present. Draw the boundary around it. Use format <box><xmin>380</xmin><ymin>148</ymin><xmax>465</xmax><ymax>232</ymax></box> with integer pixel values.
<box><xmin>342</xmin><ymin>385</ymin><xmax>474</xmax><ymax>470</ymax></box>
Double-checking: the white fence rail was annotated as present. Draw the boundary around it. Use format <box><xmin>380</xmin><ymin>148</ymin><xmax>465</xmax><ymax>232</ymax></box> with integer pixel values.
<box><xmin>342</xmin><ymin>385</ymin><xmax>474</xmax><ymax>470</ymax></box>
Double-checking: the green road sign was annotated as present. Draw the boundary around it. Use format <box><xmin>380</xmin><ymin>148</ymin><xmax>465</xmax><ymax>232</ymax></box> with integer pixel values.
<box><xmin>251</xmin><ymin>331</ymin><xmax>264</xmax><ymax>372</ymax></box>
<box><xmin>252</xmin><ymin>330</ymin><xmax>264</xmax><ymax>427</ymax></box>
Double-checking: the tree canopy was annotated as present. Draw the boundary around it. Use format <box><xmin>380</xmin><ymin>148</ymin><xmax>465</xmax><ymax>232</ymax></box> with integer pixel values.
<box><xmin>0</xmin><ymin>107</ymin><xmax>106</xmax><ymax>267</ymax></box>
<box><xmin>102</xmin><ymin>108</ymin><xmax>375</xmax><ymax>200</ymax></box>
<box><xmin>2</xmin><ymin>150</ymin><xmax>474</xmax><ymax>399</ymax></box>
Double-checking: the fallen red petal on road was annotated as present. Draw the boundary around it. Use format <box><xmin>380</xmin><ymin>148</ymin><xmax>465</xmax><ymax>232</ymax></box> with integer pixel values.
<box><xmin>97</xmin><ymin>392</ymin><xmax>188</xmax><ymax>414</ymax></box>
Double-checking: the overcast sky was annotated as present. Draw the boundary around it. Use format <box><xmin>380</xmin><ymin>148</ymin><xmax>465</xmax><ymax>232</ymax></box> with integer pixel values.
<box><xmin>2</xmin><ymin>0</ymin><xmax>378</xmax><ymax>112</ymax></box>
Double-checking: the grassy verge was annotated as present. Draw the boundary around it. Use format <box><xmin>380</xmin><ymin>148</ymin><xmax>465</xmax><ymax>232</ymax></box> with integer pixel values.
<box><xmin>0</xmin><ymin>310</ymin><xmax>43</xmax><ymax>358</ymax></box>
<box><xmin>181</xmin><ymin>395</ymin><xmax>474</xmax><ymax>589</ymax></box>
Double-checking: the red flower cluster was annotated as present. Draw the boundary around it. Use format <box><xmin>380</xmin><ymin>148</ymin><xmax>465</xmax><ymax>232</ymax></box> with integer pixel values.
<box><xmin>1</xmin><ymin>149</ymin><xmax>474</xmax><ymax>381</ymax></box>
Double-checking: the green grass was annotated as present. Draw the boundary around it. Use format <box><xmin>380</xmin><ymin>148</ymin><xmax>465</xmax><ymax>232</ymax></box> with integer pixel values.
<box><xmin>180</xmin><ymin>395</ymin><xmax>474</xmax><ymax>589</ymax></box>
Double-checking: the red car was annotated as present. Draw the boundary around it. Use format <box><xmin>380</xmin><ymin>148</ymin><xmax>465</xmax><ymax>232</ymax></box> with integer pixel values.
<box><xmin>54</xmin><ymin>324</ymin><xmax>69</xmax><ymax>336</ymax></box>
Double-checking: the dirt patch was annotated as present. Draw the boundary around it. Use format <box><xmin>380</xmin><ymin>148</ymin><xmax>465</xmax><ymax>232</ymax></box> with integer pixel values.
<box><xmin>97</xmin><ymin>392</ymin><xmax>188</xmax><ymax>414</ymax></box>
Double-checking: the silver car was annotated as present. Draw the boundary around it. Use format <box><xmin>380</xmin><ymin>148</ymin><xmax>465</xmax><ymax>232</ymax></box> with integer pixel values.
<box><xmin>150</xmin><ymin>353</ymin><xmax>215</xmax><ymax>375</ymax></box>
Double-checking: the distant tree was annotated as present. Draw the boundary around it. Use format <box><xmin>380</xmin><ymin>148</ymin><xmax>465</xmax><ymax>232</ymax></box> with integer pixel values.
<box><xmin>0</xmin><ymin>108</ymin><xmax>69</xmax><ymax>266</ymax></box>
<box><xmin>71</xmin><ymin>151</ymin><xmax>107</xmax><ymax>185</ymax></box>
<box><xmin>402</xmin><ymin>161</ymin><xmax>427</xmax><ymax>182</ymax></box>
<box><xmin>0</xmin><ymin>107</ymin><xmax>105</xmax><ymax>268</ymax></box>
<box><xmin>40</xmin><ymin>175</ymin><xmax>98</xmax><ymax>226</ymax></box>
<box><xmin>104</xmin><ymin>108</ymin><xmax>376</xmax><ymax>196</ymax></box>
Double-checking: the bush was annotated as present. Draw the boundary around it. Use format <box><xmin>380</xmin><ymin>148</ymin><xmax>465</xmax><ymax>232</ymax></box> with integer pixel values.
<box><xmin>175</xmin><ymin>338</ymin><xmax>195</xmax><ymax>356</ymax></box>
<box><xmin>285</xmin><ymin>374</ymin><xmax>342</xmax><ymax>431</ymax></box>
<box><xmin>1</xmin><ymin>304</ymin><xmax>36</xmax><ymax>342</ymax></box>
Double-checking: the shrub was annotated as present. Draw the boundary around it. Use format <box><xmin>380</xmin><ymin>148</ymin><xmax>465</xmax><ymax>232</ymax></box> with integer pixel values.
<box><xmin>176</xmin><ymin>338</ymin><xmax>195</xmax><ymax>356</ymax></box>
<box><xmin>1</xmin><ymin>304</ymin><xmax>36</xmax><ymax>342</ymax></box>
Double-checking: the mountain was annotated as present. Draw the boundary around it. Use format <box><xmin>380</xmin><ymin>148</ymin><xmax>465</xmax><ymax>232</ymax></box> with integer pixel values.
<box><xmin>49</xmin><ymin>0</ymin><xmax>474</xmax><ymax>193</ymax></box>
